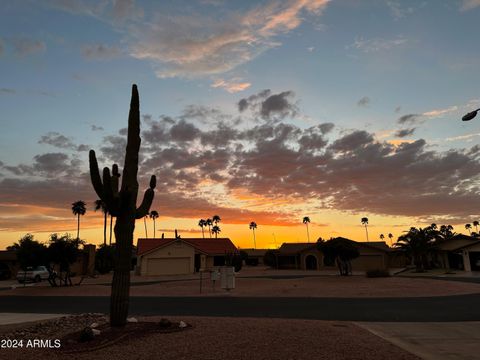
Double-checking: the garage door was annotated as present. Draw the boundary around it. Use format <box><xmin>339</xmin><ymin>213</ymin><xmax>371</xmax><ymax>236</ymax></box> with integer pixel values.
<box><xmin>146</xmin><ymin>257</ymin><xmax>191</xmax><ymax>275</ymax></box>
<box><xmin>351</xmin><ymin>255</ymin><xmax>385</xmax><ymax>271</ymax></box>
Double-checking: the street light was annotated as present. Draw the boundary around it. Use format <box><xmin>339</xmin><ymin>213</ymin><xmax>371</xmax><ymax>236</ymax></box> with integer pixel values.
<box><xmin>462</xmin><ymin>108</ymin><xmax>480</xmax><ymax>121</ymax></box>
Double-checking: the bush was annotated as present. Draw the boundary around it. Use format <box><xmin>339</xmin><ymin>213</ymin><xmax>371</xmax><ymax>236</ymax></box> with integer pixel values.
<box><xmin>366</xmin><ymin>269</ymin><xmax>390</xmax><ymax>278</ymax></box>
<box><xmin>95</xmin><ymin>244</ymin><xmax>115</xmax><ymax>274</ymax></box>
<box><xmin>263</xmin><ymin>250</ymin><xmax>277</xmax><ymax>268</ymax></box>
<box><xmin>225</xmin><ymin>252</ymin><xmax>242</xmax><ymax>272</ymax></box>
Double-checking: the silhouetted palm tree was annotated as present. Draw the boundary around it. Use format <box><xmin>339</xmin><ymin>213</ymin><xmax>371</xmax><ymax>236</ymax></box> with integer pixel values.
<box><xmin>109</xmin><ymin>214</ymin><xmax>114</xmax><ymax>245</ymax></box>
<box><xmin>212</xmin><ymin>215</ymin><xmax>221</xmax><ymax>225</ymax></box>
<box><xmin>430</xmin><ymin>223</ymin><xmax>437</xmax><ymax>230</ymax></box>
<box><xmin>388</xmin><ymin>233</ymin><xmax>394</xmax><ymax>246</ymax></box>
<box><xmin>198</xmin><ymin>219</ymin><xmax>206</xmax><ymax>239</ymax></box>
<box><xmin>465</xmin><ymin>223</ymin><xmax>472</xmax><ymax>235</ymax></box>
<box><xmin>249</xmin><ymin>221</ymin><xmax>257</xmax><ymax>249</ymax></box>
<box><xmin>212</xmin><ymin>225</ymin><xmax>221</xmax><ymax>238</ymax></box>
<box><xmin>206</xmin><ymin>218</ymin><xmax>213</xmax><ymax>238</ymax></box>
<box><xmin>94</xmin><ymin>199</ymin><xmax>108</xmax><ymax>246</ymax></box>
<box><xmin>302</xmin><ymin>216</ymin><xmax>311</xmax><ymax>243</ymax></box>
<box><xmin>380</xmin><ymin>233</ymin><xmax>385</xmax><ymax>242</ymax></box>
<box><xmin>149</xmin><ymin>210</ymin><xmax>159</xmax><ymax>237</ymax></box>
<box><xmin>395</xmin><ymin>227</ymin><xmax>436</xmax><ymax>272</ymax></box>
<box><xmin>361</xmin><ymin>217</ymin><xmax>369</xmax><ymax>242</ymax></box>
<box><xmin>474</xmin><ymin>221</ymin><xmax>479</xmax><ymax>233</ymax></box>
<box><xmin>71</xmin><ymin>201</ymin><xmax>86</xmax><ymax>240</ymax></box>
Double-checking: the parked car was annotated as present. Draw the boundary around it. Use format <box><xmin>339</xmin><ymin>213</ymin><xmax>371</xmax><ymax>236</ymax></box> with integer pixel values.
<box><xmin>16</xmin><ymin>266</ymin><xmax>50</xmax><ymax>283</ymax></box>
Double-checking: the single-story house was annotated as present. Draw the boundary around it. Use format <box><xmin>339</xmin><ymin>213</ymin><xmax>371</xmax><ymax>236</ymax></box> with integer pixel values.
<box><xmin>136</xmin><ymin>237</ymin><xmax>238</xmax><ymax>276</ymax></box>
<box><xmin>241</xmin><ymin>248</ymin><xmax>267</xmax><ymax>265</ymax></box>
<box><xmin>273</xmin><ymin>238</ymin><xmax>403</xmax><ymax>271</ymax></box>
<box><xmin>436</xmin><ymin>235</ymin><xmax>480</xmax><ymax>271</ymax></box>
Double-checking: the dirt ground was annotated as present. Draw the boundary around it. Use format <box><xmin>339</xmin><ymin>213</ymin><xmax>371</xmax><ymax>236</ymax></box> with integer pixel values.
<box><xmin>0</xmin><ymin>316</ymin><xmax>420</xmax><ymax>360</ymax></box>
<box><xmin>2</xmin><ymin>269</ymin><xmax>480</xmax><ymax>298</ymax></box>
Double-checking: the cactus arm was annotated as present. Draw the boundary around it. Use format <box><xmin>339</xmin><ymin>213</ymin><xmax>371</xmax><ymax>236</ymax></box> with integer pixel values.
<box><xmin>135</xmin><ymin>187</ymin><xmax>154</xmax><ymax>219</ymax></box>
<box><xmin>89</xmin><ymin>150</ymin><xmax>104</xmax><ymax>200</ymax></box>
<box><xmin>111</xmin><ymin>164</ymin><xmax>120</xmax><ymax>196</ymax></box>
<box><xmin>102</xmin><ymin>167</ymin><xmax>114</xmax><ymax>207</ymax></box>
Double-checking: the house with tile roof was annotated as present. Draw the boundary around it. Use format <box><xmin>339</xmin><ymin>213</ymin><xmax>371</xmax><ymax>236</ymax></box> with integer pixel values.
<box><xmin>136</xmin><ymin>237</ymin><xmax>238</xmax><ymax>276</ymax></box>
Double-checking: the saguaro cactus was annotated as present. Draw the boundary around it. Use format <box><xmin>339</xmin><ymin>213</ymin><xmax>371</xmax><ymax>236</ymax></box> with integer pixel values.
<box><xmin>89</xmin><ymin>84</ymin><xmax>156</xmax><ymax>326</ymax></box>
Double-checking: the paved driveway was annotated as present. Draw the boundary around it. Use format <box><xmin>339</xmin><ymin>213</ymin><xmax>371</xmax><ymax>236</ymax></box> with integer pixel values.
<box><xmin>357</xmin><ymin>322</ymin><xmax>480</xmax><ymax>360</ymax></box>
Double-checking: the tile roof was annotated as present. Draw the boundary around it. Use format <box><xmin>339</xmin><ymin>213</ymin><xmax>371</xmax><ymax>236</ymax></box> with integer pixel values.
<box><xmin>278</xmin><ymin>242</ymin><xmax>317</xmax><ymax>255</ymax></box>
<box><xmin>137</xmin><ymin>238</ymin><xmax>238</xmax><ymax>256</ymax></box>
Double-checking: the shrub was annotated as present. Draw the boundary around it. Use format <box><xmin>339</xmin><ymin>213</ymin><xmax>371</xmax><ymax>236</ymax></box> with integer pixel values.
<box><xmin>366</xmin><ymin>269</ymin><xmax>390</xmax><ymax>278</ymax></box>
<box><xmin>263</xmin><ymin>250</ymin><xmax>277</xmax><ymax>268</ymax></box>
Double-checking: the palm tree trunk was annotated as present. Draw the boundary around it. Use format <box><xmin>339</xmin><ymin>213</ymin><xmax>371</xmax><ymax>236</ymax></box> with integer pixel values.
<box><xmin>109</xmin><ymin>215</ymin><xmax>113</xmax><ymax>245</ymax></box>
<box><xmin>77</xmin><ymin>214</ymin><xmax>80</xmax><ymax>240</ymax></box>
<box><xmin>208</xmin><ymin>225</ymin><xmax>211</xmax><ymax>238</ymax></box>
<box><xmin>253</xmin><ymin>229</ymin><xmax>256</xmax><ymax>249</ymax></box>
<box><xmin>103</xmin><ymin>211</ymin><xmax>107</xmax><ymax>246</ymax></box>
<box><xmin>144</xmin><ymin>217</ymin><xmax>148</xmax><ymax>238</ymax></box>
<box><xmin>364</xmin><ymin>225</ymin><xmax>369</xmax><ymax>242</ymax></box>
<box><xmin>306</xmin><ymin>223</ymin><xmax>310</xmax><ymax>243</ymax></box>
<box><xmin>201</xmin><ymin>227</ymin><xmax>205</xmax><ymax>239</ymax></box>
<box><xmin>153</xmin><ymin>219</ymin><xmax>156</xmax><ymax>238</ymax></box>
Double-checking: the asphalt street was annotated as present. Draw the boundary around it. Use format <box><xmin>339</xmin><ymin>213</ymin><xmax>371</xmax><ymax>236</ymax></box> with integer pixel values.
<box><xmin>1</xmin><ymin>294</ymin><xmax>480</xmax><ymax>322</ymax></box>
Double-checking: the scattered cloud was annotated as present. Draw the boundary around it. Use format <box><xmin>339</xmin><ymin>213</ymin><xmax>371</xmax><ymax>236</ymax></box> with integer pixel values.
<box><xmin>81</xmin><ymin>44</ymin><xmax>122</xmax><ymax>60</ymax></box>
<box><xmin>38</xmin><ymin>132</ymin><xmax>88</xmax><ymax>152</ymax></box>
<box><xmin>90</xmin><ymin>124</ymin><xmax>104</xmax><ymax>131</ymax></box>
<box><xmin>238</xmin><ymin>89</ymin><xmax>298</xmax><ymax>121</ymax></box>
<box><xmin>460</xmin><ymin>0</ymin><xmax>480</xmax><ymax>11</ymax></box>
<box><xmin>307</xmin><ymin>46</ymin><xmax>315</xmax><ymax>52</ymax></box>
<box><xmin>357</xmin><ymin>96</ymin><xmax>370</xmax><ymax>107</ymax></box>
<box><xmin>445</xmin><ymin>133</ymin><xmax>480</xmax><ymax>142</ymax></box>
<box><xmin>394</xmin><ymin>128</ymin><xmax>416</xmax><ymax>138</ymax></box>
<box><xmin>397</xmin><ymin>113</ymin><xmax>421</xmax><ymax>125</ymax></box>
<box><xmin>211</xmin><ymin>78</ymin><xmax>251</xmax><ymax>93</ymax></box>
<box><xmin>386</xmin><ymin>0</ymin><xmax>414</xmax><ymax>20</ymax></box>
<box><xmin>422</xmin><ymin>105</ymin><xmax>458</xmax><ymax>118</ymax></box>
<box><xmin>395</xmin><ymin>106</ymin><xmax>401</xmax><ymax>113</ymax></box>
<box><xmin>0</xmin><ymin>88</ymin><xmax>16</xmax><ymax>95</ymax></box>
<box><xmin>10</xmin><ymin>37</ymin><xmax>46</xmax><ymax>57</ymax></box>
<box><xmin>348</xmin><ymin>35</ymin><xmax>408</xmax><ymax>53</ymax></box>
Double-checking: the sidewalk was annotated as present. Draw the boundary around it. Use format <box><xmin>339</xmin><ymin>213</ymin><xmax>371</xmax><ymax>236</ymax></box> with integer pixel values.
<box><xmin>0</xmin><ymin>313</ymin><xmax>66</xmax><ymax>326</ymax></box>
<box><xmin>357</xmin><ymin>322</ymin><xmax>480</xmax><ymax>360</ymax></box>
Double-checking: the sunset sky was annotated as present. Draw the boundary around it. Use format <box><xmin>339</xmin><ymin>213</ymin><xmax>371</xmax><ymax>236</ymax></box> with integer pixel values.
<box><xmin>1</xmin><ymin>0</ymin><xmax>480</xmax><ymax>250</ymax></box>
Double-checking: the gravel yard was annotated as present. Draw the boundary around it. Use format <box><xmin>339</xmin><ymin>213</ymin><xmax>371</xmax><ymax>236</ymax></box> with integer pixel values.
<box><xmin>2</xmin><ymin>274</ymin><xmax>480</xmax><ymax>298</ymax></box>
<box><xmin>0</xmin><ymin>314</ymin><xmax>420</xmax><ymax>360</ymax></box>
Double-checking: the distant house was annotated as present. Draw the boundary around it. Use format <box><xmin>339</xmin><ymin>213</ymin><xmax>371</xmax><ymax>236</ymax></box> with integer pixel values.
<box><xmin>436</xmin><ymin>235</ymin><xmax>480</xmax><ymax>271</ymax></box>
<box><xmin>136</xmin><ymin>238</ymin><xmax>238</xmax><ymax>276</ymax></box>
<box><xmin>241</xmin><ymin>248</ymin><xmax>267</xmax><ymax>265</ymax></box>
<box><xmin>272</xmin><ymin>238</ymin><xmax>404</xmax><ymax>271</ymax></box>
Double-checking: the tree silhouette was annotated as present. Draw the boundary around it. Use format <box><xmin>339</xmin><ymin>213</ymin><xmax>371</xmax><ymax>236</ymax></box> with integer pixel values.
<box><xmin>206</xmin><ymin>218</ymin><xmax>213</xmax><ymax>238</ymax></box>
<box><xmin>361</xmin><ymin>217</ymin><xmax>369</xmax><ymax>242</ymax></box>
<box><xmin>303</xmin><ymin>216</ymin><xmax>311</xmax><ymax>243</ymax></box>
<box><xmin>394</xmin><ymin>227</ymin><xmax>436</xmax><ymax>272</ymax></box>
<box><xmin>465</xmin><ymin>223</ymin><xmax>472</xmax><ymax>235</ymax></box>
<box><xmin>380</xmin><ymin>233</ymin><xmax>385</xmax><ymax>241</ymax></box>
<box><xmin>212</xmin><ymin>225</ymin><xmax>221</xmax><ymax>238</ymax></box>
<box><xmin>143</xmin><ymin>215</ymin><xmax>148</xmax><ymax>238</ymax></box>
<box><xmin>198</xmin><ymin>219</ymin><xmax>206</xmax><ymax>239</ymax></box>
<box><xmin>71</xmin><ymin>201</ymin><xmax>86</xmax><ymax>240</ymax></box>
<box><xmin>212</xmin><ymin>214</ymin><xmax>221</xmax><ymax>225</ymax></box>
<box><xmin>474</xmin><ymin>221</ymin><xmax>479</xmax><ymax>234</ymax></box>
<box><xmin>149</xmin><ymin>210</ymin><xmax>159</xmax><ymax>237</ymax></box>
<box><xmin>48</xmin><ymin>233</ymin><xmax>84</xmax><ymax>286</ymax></box>
<box><xmin>94</xmin><ymin>199</ymin><xmax>108</xmax><ymax>246</ymax></box>
<box><xmin>388</xmin><ymin>233</ymin><xmax>394</xmax><ymax>246</ymax></box>
<box><xmin>89</xmin><ymin>85</ymin><xmax>156</xmax><ymax>327</ymax></box>
<box><xmin>249</xmin><ymin>221</ymin><xmax>257</xmax><ymax>249</ymax></box>
<box><xmin>318</xmin><ymin>238</ymin><xmax>359</xmax><ymax>276</ymax></box>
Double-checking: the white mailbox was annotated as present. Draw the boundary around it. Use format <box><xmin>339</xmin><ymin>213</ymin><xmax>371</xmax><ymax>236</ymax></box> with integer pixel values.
<box><xmin>211</xmin><ymin>268</ymin><xmax>220</xmax><ymax>281</ymax></box>
<box><xmin>220</xmin><ymin>266</ymin><xmax>235</xmax><ymax>290</ymax></box>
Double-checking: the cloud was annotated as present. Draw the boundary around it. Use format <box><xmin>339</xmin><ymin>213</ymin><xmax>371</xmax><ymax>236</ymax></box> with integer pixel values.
<box><xmin>394</xmin><ymin>128</ymin><xmax>416</xmax><ymax>138</ymax></box>
<box><xmin>237</xmin><ymin>89</ymin><xmax>298</xmax><ymax>121</ymax></box>
<box><xmin>128</xmin><ymin>0</ymin><xmax>330</xmax><ymax>78</ymax></box>
<box><xmin>111</xmin><ymin>0</ymin><xmax>143</xmax><ymax>21</ymax></box>
<box><xmin>38</xmin><ymin>131</ymin><xmax>88</xmax><ymax>151</ymax></box>
<box><xmin>460</xmin><ymin>0</ymin><xmax>480</xmax><ymax>11</ymax></box>
<box><xmin>47</xmin><ymin>0</ymin><xmax>108</xmax><ymax>17</ymax></box>
<box><xmin>211</xmin><ymin>78</ymin><xmax>251</xmax><ymax>93</ymax></box>
<box><xmin>397</xmin><ymin>114</ymin><xmax>421</xmax><ymax>125</ymax></box>
<box><xmin>90</xmin><ymin>124</ymin><xmax>104</xmax><ymax>131</ymax></box>
<box><xmin>10</xmin><ymin>37</ymin><xmax>46</xmax><ymax>57</ymax></box>
<box><xmin>0</xmin><ymin>88</ymin><xmax>15</xmax><ymax>95</ymax></box>
<box><xmin>81</xmin><ymin>44</ymin><xmax>122</xmax><ymax>60</ymax></box>
<box><xmin>422</xmin><ymin>105</ymin><xmax>458</xmax><ymax>118</ymax></box>
<box><xmin>348</xmin><ymin>35</ymin><xmax>408</xmax><ymax>53</ymax></box>
<box><xmin>357</xmin><ymin>96</ymin><xmax>370</xmax><ymax>107</ymax></box>
<box><xmin>386</xmin><ymin>0</ymin><xmax>414</xmax><ymax>19</ymax></box>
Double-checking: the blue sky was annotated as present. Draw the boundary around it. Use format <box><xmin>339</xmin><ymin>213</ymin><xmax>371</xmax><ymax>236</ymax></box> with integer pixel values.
<box><xmin>1</xmin><ymin>0</ymin><xmax>480</xmax><ymax>247</ymax></box>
